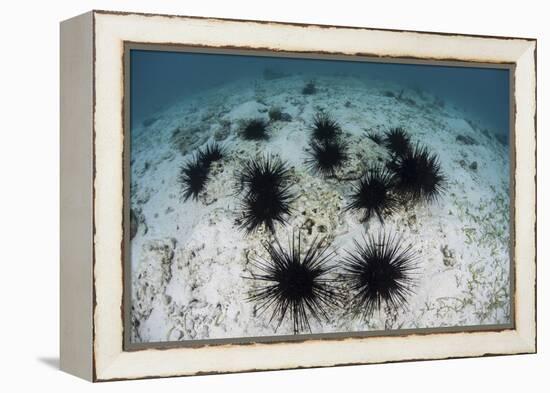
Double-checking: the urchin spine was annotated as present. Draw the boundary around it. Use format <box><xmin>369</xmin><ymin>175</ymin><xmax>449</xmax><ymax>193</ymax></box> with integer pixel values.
<box><xmin>346</xmin><ymin>165</ymin><xmax>399</xmax><ymax>223</ymax></box>
<box><xmin>305</xmin><ymin>139</ymin><xmax>349</xmax><ymax>178</ymax></box>
<box><xmin>342</xmin><ymin>232</ymin><xmax>417</xmax><ymax>320</ymax></box>
<box><xmin>236</xmin><ymin>155</ymin><xmax>294</xmax><ymax>233</ymax></box>
<box><xmin>245</xmin><ymin>232</ymin><xmax>341</xmax><ymax>333</ymax></box>
<box><xmin>391</xmin><ymin>143</ymin><xmax>446</xmax><ymax>203</ymax></box>
<box><xmin>178</xmin><ymin>142</ymin><xmax>225</xmax><ymax>201</ymax></box>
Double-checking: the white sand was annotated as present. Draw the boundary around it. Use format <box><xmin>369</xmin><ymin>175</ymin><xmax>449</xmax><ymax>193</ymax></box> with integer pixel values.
<box><xmin>129</xmin><ymin>73</ymin><xmax>510</xmax><ymax>343</ymax></box>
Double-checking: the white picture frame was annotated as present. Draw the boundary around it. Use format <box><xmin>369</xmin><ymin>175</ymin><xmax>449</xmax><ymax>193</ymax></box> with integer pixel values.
<box><xmin>60</xmin><ymin>10</ymin><xmax>536</xmax><ymax>382</ymax></box>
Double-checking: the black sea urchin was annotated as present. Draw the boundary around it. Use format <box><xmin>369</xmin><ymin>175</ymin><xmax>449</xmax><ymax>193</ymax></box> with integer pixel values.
<box><xmin>199</xmin><ymin>142</ymin><xmax>225</xmax><ymax>166</ymax></box>
<box><xmin>342</xmin><ymin>232</ymin><xmax>417</xmax><ymax>319</ymax></box>
<box><xmin>346</xmin><ymin>165</ymin><xmax>399</xmax><ymax>223</ymax></box>
<box><xmin>383</xmin><ymin>127</ymin><xmax>412</xmax><ymax>157</ymax></box>
<box><xmin>311</xmin><ymin>112</ymin><xmax>342</xmax><ymax>142</ymax></box>
<box><xmin>242</xmin><ymin>119</ymin><xmax>269</xmax><ymax>140</ymax></box>
<box><xmin>246</xmin><ymin>233</ymin><xmax>341</xmax><ymax>333</ymax></box>
<box><xmin>391</xmin><ymin>143</ymin><xmax>446</xmax><ymax>203</ymax></box>
<box><xmin>178</xmin><ymin>155</ymin><xmax>209</xmax><ymax>201</ymax></box>
<box><xmin>236</xmin><ymin>155</ymin><xmax>292</xmax><ymax>196</ymax></box>
<box><xmin>366</xmin><ymin>131</ymin><xmax>384</xmax><ymax>145</ymax></box>
<box><xmin>178</xmin><ymin>143</ymin><xmax>225</xmax><ymax>202</ymax></box>
<box><xmin>239</xmin><ymin>189</ymin><xmax>294</xmax><ymax>234</ymax></box>
<box><xmin>305</xmin><ymin>139</ymin><xmax>348</xmax><ymax>178</ymax></box>
<box><xmin>236</xmin><ymin>156</ymin><xmax>294</xmax><ymax>233</ymax></box>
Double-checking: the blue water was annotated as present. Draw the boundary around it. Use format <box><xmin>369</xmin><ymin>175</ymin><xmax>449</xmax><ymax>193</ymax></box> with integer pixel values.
<box><xmin>130</xmin><ymin>49</ymin><xmax>510</xmax><ymax>142</ymax></box>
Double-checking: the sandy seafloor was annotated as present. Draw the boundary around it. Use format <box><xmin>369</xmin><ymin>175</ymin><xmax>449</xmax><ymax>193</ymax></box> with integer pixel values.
<box><xmin>129</xmin><ymin>73</ymin><xmax>511</xmax><ymax>344</ymax></box>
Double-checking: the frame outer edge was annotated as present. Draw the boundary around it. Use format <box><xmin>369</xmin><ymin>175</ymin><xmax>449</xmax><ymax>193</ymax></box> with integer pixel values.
<box><xmin>91</xmin><ymin>11</ymin><xmax>538</xmax><ymax>381</ymax></box>
<box><xmin>512</xmin><ymin>40</ymin><xmax>537</xmax><ymax>353</ymax></box>
<box><xmin>60</xmin><ymin>11</ymin><xmax>95</xmax><ymax>381</ymax></box>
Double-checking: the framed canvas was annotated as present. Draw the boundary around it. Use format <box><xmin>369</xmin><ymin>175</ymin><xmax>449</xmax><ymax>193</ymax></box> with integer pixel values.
<box><xmin>60</xmin><ymin>10</ymin><xmax>537</xmax><ymax>382</ymax></box>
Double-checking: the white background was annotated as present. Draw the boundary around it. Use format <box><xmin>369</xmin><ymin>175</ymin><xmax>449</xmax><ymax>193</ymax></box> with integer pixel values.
<box><xmin>0</xmin><ymin>0</ymin><xmax>545</xmax><ymax>391</ymax></box>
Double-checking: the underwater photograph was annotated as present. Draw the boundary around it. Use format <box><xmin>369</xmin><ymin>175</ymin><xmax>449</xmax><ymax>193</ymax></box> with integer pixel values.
<box><xmin>127</xmin><ymin>47</ymin><xmax>512</xmax><ymax>344</ymax></box>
